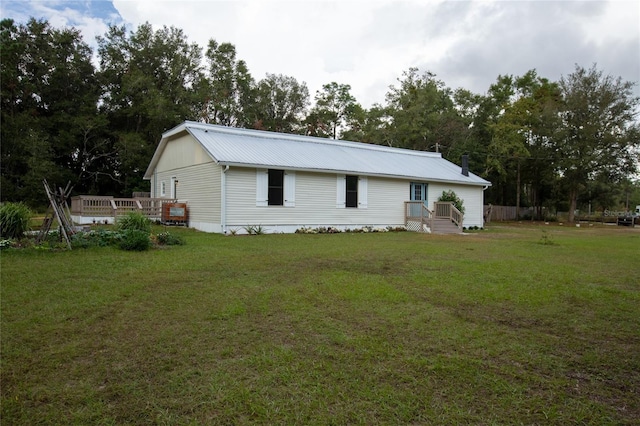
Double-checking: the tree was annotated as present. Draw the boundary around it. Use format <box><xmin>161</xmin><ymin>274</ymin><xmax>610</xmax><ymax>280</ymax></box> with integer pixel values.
<box><xmin>251</xmin><ymin>73</ymin><xmax>309</xmax><ymax>133</ymax></box>
<box><xmin>474</xmin><ymin>70</ymin><xmax>564</xmax><ymax>216</ymax></box>
<box><xmin>519</xmin><ymin>76</ymin><xmax>562</xmax><ymax>219</ymax></box>
<box><xmin>384</xmin><ymin>68</ymin><xmax>461</xmax><ymax>153</ymax></box>
<box><xmin>479</xmin><ymin>75</ymin><xmax>520</xmax><ymax>205</ymax></box>
<box><xmin>202</xmin><ymin>40</ymin><xmax>254</xmax><ymax>127</ymax></box>
<box><xmin>341</xmin><ymin>103</ymin><xmax>395</xmax><ymax>146</ymax></box>
<box><xmin>1</xmin><ymin>18</ymin><xmax>101</xmax><ymax>206</ymax></box>
<box><xmin>444</xmin><ymin>88</ymin><xmax>487</xmax><ymax>182</ymax></box>
<box><xmin>486</xmin><ymin>71</ymin><xmax>562</xmax><ymax>218</ymax></box>
<box><xmin>97</xmin><ymin>22</ymin><xmax>204</xmax><ymax>195</ymax></box>
<box><xmin>306</xmin><ymin>82</ymin><xmax>358</xmax><ymax>139</ymax></box>
<box><xmin>556</xmin><ymin>64</ymin><xmax>640</xmax><ymax>223</ymax></box>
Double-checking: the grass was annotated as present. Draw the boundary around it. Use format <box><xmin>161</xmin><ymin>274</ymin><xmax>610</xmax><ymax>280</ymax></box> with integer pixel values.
<box><xmin>1</xmin><ymin>223</ymin><xmax>639</xmax><ymax>424</ymax></box>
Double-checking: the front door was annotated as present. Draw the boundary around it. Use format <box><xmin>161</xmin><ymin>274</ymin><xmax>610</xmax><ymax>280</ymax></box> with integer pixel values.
<box><xmin>409</xmin><ymin>182</ymin><xmax>428</xmax><ymax>216</ymax></box>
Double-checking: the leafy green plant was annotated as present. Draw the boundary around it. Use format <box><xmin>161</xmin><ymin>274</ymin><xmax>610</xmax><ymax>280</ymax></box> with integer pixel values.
<box><xmin>438</xmin><ymin>190</ymin><xmax>465</xmax><ymax>214</ymax></box>
<box><xmin>156</xmin><ymin>231</ymin><xmax>185</xmax><ymax>246</ymax></box>
<box><xmin>0</xmin><ymin>202</ymin><xmax>32</xmax><ymax>239</ymax></box>
<box><xmin>119</xmin><ymin>229</ymin><xmax>151</xmax><ymax>251</ymax></box>
<box><xmin>538</xmin><ymin>229</ymin><xmax>558</xmax><ymax>245</ymax></box>
<box><xmin>243</xmin><ymin>225</ymin><xmax>265</xmax><ymax>235</ymax></box>
<box><xmin>71</xmin><ymin>230</ymin><xmax>122</xmax><ymax>249</ymax></box>
<box><xmin>117</xmin><ymin>212</ymin><xmax>151</xmax><ymax>233</ymax></box>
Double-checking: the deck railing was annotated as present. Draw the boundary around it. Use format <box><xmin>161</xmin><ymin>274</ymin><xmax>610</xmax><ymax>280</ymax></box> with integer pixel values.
<box><xmin>433</xmin><ymin>201</ymin><xmax>464</xmax><ymax>232</ymax></box>
<box><xmin>71</xmin><ymin>195</ymin><xmax>176</xmax><ymax>220</ymax></box>
<box><xmin>404</xmin><ymin>201</ymin><xmax>433</xmax><ymax>232</ymax></box>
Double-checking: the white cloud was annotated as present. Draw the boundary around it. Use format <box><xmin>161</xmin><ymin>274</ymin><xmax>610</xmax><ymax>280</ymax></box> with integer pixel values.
<box><xmin>4</xmin><ymin>0</ymin><xmax>638</xmax><ymax>107</ymax></box>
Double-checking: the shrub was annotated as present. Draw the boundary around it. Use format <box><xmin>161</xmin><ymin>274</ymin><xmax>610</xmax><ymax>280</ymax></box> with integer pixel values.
<box><xmin>156</xmin><ymin>231</ymin><xmax>185</xmax><ymax>246</ymax></box>
<box><xmin>117</xmin><ymin>212</ymin><xmax>151</xmax><ymax>233</ymax></box>
<box><xmin>438</xmin><ymin>190</ymin><xmax>465</xmax><ymax>214</ymax></box>
<box><xmin>0</xmin><ymin>202</ymin><xmax>32</xmax><ymax>239</ymax></box>
<box><xmin>71</xmin><ymin>230</ymin><xmax>122</xmax><ymax>249</ymax></box>
<box><xmin>119</xmin><ymin>230</ymin><xmax>151</xmax><ymax>251</ymax></box>
<box><xmin>539</xmin><ymin>230</ymin><xmax>558</xmax><ymax>246</ymax></box>
<box><xmin>243</xmin><ymin>225</ymin><xmax>265</xmax><ymax>235</ymax></box>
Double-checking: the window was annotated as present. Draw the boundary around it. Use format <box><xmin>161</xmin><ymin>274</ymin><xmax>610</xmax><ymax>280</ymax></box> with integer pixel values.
<box><xmin>337</xmin><ymin>175</ymin><xmax>367</xmax><ymax>208</ymax></box>
<box><xmin>268</xmin><ymin>169</ymin><xmax>284</xmax><ymax>206</ymax></box>
<box><xmin>256</xmin><ymin>169</ymin><xmax>295</xmax><ymax>207</ymax></box>
<box><xmin>161</xmin><ymin>181</ymin><xmax>166</xmax><ymax>197</ymax></box>
<box><xmin>345</xmin><ymin>175</ymin><xmax>358</xmax><ymax>208</ymax></box>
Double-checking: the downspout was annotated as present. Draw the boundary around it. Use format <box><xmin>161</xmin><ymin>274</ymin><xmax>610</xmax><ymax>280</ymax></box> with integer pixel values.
<box><xmin>221</xmin><ymin>165</ymin><xmax>229</xmax><ymax>233</ymax></box>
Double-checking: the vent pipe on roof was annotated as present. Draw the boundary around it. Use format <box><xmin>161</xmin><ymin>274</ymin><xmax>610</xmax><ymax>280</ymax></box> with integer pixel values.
<box><xmin>461</xmin><ymin>154</ymin><xmax>469</xmax><ymax>177</ymax></box>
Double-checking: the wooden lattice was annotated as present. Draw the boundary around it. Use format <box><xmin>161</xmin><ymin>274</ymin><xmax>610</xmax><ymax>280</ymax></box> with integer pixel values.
<box><xmin>405</xmin><ymin>220</ymin><xmax>423</xmax><ymax>232</ymax></box>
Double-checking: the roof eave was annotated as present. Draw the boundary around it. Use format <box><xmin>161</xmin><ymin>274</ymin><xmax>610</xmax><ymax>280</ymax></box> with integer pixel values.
<box><xmin>217</xmin><ymin>161</ymin><xmax>491</xmax><ymax>187</ymax></box>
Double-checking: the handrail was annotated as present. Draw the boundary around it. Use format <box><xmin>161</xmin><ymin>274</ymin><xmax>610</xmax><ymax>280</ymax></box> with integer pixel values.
<box><xmin>433</xmin><ymin>201</ymin><xmax>464</xmax><ymax>232</ymax></box>
<box><xmin>404</xmin><ymin>201</ymin><xmax>432</xmax><ymax>232</ymax></box>
<box><xmin>71</xmin><ymin>195</ymin><xmax>177</xmax><ymax>219</ymax></box>
<box><xmin>450</xmin><ymin>205</ymin><xmax>463</xmax><ymax>232</ymax></box>
<box><xmin>422</xmin><ymin>204</ymin><xmax>433</xmax><ymax>232</ymax></box>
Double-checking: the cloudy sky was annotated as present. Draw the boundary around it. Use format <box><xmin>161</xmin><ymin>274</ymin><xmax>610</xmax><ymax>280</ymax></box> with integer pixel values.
<box><xmin>2</xmin><ymin>0</ymin><xmax>639</xmax><ymax>107</ymax></box>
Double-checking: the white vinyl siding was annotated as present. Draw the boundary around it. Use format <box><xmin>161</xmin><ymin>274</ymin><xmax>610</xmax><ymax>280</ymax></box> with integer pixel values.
<box><xmin>428</xmin><ymin>183</ymin><xmax>485</xmax><ymax>228</ymax></box>
<box><xmin>156</xmin><ymin>132</ymin><xmax>212</xmax><ymax>171</ymax></box>
<box><xmin>227</xmin><ymin>168</ymin><xmax>402</xmax><ymax>229</ymax></box>
<box><xmin>154</xmin><ymin>162</ymin><xmax>222</xmax><ymax>225</ymax></box>
<box><xmin>151</xmin><ymin>132</ymin><xmax>222</xmax><ymax>226</ymax></box>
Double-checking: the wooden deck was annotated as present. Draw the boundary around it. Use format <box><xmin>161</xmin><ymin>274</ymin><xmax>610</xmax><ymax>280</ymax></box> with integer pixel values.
<box><xmin>70</xmin><ymin>195</ymin><xmax>177</xmax><ymax>224</ymax></box>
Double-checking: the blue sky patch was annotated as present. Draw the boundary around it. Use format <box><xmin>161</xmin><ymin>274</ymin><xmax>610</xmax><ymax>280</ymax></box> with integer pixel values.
<box><xmin>1</xmin><ymin>0</ymin><xmax>122</xmax><ymax>25</ymax></box>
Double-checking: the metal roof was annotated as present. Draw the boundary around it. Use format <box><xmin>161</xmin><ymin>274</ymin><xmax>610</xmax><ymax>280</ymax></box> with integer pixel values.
<box><xmin>144</xmin><ymin>121</ymin><xmax>491</xmax><ymax>186</ymax></box>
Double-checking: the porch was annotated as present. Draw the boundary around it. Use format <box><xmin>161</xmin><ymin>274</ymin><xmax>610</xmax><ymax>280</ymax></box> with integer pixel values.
<box><xmin>404</xmin><ymin>201</ymin><xmax>464</xmax><ymax>234</ymax></box>
<box><xmin>70</xmin><ymin>195</ymin><xmax>176</xmax><ymax>224</ymax></box>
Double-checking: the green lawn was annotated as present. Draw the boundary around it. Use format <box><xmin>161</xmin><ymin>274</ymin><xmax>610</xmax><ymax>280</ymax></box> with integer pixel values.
<box><xmin>2</xmin><ymin>224</ymin><xmax>639</xmax><ymax>424</ymax></box>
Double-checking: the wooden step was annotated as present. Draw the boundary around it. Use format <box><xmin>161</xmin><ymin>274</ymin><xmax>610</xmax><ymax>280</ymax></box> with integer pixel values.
<box><xmin>430</xmin><ymin>218</ymin><xmax>462</xmax><ymax>234</ymax></box>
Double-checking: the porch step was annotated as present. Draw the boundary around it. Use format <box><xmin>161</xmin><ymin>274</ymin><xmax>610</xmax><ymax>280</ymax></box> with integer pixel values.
<box><xmin>430</xmin><ymin>218</ymin><xmax>463</xmax><ymax>234</ymax></box>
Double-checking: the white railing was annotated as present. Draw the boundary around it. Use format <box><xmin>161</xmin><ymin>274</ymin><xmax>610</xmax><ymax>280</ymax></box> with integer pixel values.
<box><xmin>71</xmin><ymin>195</ymin><xmax>176</xmax><ymax>220</ymax></box>
<box><xmin>433</xmin><ymin>201</ymin><xmax>464</xmax><ymax>232</ymax></box>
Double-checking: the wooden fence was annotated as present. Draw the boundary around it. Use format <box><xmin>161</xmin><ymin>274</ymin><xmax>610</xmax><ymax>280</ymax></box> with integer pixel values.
<box><xmin>483</xmin><ymin>205</ymin><xmax>535</xmax><ymax>222</ymax></box>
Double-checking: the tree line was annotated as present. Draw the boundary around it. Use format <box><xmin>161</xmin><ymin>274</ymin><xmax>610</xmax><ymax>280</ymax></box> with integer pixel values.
<box><xmin>2</xmin><ymin>18</ymin><xmax>639</xmax><ymax>221</ymax></box>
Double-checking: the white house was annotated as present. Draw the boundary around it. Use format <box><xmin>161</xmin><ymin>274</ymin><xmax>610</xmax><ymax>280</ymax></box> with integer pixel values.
<box><xmin>143</xmin><ymin>121</ymin><xmax>491</xmax><ymax>234</ymax></box>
